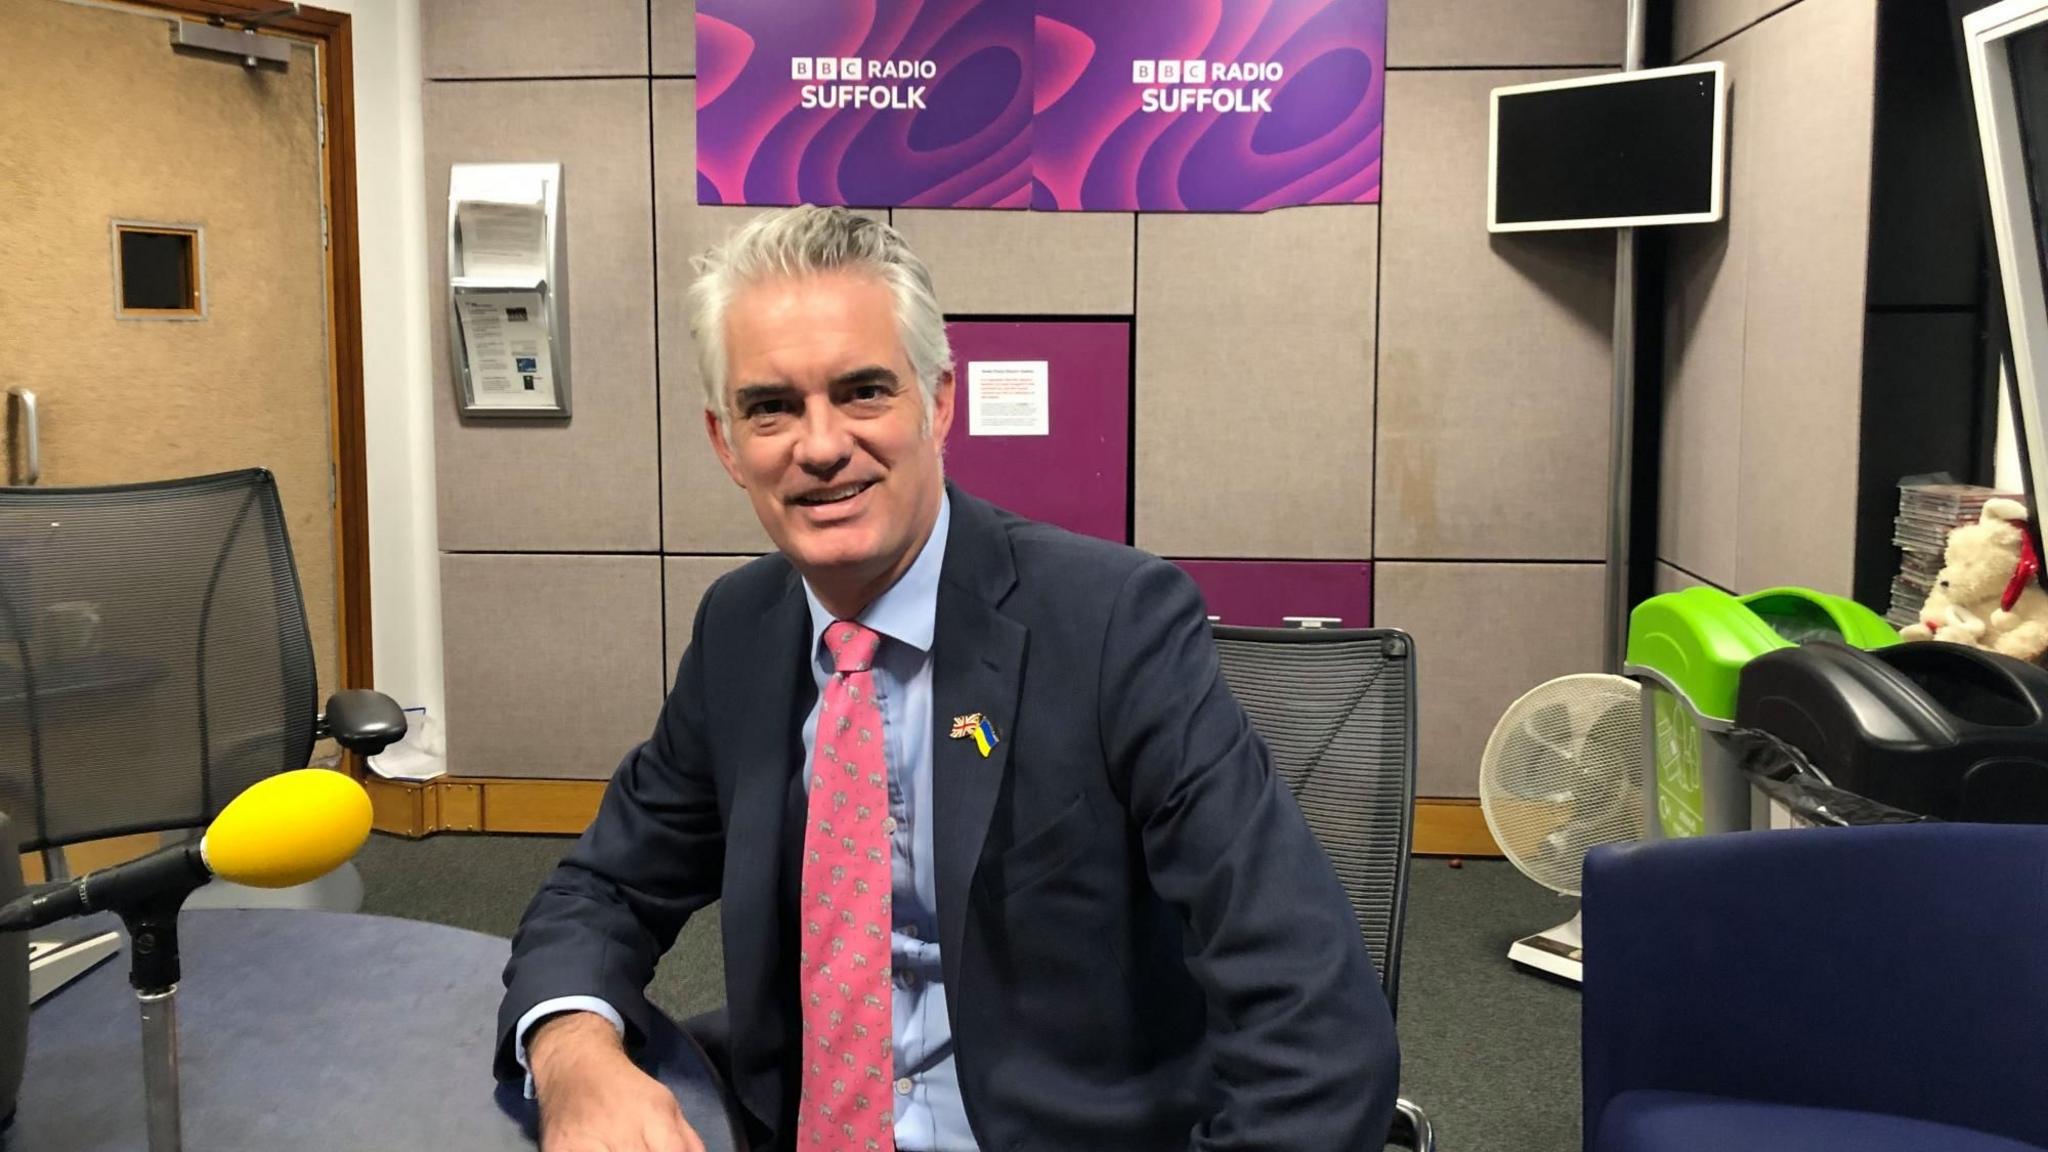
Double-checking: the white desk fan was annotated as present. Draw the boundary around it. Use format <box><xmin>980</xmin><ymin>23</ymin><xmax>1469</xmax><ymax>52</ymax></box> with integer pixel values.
<box><xmin>1478</xmin><ymin>673</ymin><xmax>1650</xmax><ymax>982</ymax></box>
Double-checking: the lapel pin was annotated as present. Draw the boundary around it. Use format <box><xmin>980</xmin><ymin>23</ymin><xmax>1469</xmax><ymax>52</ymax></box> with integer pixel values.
<box><xmin>949</xmin><ymin>712</ymin><xmax>998</xmax><ymax>758</ymax></box>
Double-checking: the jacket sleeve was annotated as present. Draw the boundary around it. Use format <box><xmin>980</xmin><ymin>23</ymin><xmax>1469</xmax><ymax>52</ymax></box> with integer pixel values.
<box><xmin>1097</xmin><ymin>557</ymin><xmax>1400</xmax><ymax>1151</ymax></box>
<box><xmin>493</xmin><ymin>582</ymin><xmax>728</xmax><ymax>1082</ymax></box>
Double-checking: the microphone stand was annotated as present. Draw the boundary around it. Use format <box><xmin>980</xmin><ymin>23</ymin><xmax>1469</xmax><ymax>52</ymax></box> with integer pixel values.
<box><xmin>119</xmin><ymin>893</ymin><xmax>191</xmax><ymax>1152</ymax></box>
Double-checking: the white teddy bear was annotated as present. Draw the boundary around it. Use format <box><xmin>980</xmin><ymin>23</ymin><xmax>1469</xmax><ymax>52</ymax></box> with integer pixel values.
<box><xmin>1900</xmin><ymin>497</ymin><xmax>2048</xmax><ymax>664</ymax></box>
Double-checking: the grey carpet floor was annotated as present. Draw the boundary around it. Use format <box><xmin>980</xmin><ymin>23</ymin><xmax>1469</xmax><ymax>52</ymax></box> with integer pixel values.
<box><xmin>357</xmin><ymin>833</ymin><xmax>1581</xmax><ymax>1152</ymax></box>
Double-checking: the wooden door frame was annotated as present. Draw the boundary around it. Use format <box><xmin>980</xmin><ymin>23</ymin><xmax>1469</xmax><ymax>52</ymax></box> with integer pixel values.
<box><xmin>14</xmin><ymin>0</ymin><xmax>377</xmax><ymax>880</ymax></box>
<box><xmin>118</xmin><ymin>0</ymin><xmax>374</xmax><ymax>696</ymax></box>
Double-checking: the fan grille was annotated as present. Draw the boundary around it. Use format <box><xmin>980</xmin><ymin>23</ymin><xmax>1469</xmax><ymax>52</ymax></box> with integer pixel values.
<box><xmin>1478</xmin><ymin>673</ymin><xmax>1648</xmax><ymax>895</ymax></box>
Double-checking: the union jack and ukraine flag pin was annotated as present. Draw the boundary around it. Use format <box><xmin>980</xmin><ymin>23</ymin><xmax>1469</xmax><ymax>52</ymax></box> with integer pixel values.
<box><xmin>949</xmin><ymin>712</ymin><xmax>998</xmax><ymax>758</ymax></box>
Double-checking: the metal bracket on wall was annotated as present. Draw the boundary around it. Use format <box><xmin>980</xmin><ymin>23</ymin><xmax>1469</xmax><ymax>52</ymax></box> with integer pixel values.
<box><xmin>6</xmin><ymin>387</ymin><xmax>38</xmax><ymax>486</ymax></box>
<box><xmin>173</xmin><ymin>13</ymin><xmax>294</xmax><ymax>70</ymax></box>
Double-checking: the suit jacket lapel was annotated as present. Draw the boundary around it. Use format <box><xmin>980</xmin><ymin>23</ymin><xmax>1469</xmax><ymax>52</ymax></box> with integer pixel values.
<box><xmin>930</xmin><ymin>487</ymin><xmax>1024</xmax><ymax>1010</ymax></box>
<box><xmin>725</xmin><ymin>570</ymin><xmax>813</xmax><ymax>1136</ymax></box>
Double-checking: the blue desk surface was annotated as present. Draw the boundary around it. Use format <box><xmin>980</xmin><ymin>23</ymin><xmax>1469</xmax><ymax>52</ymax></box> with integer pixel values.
<box><xmin>11</xmin><ymin>909</ymin><xmax>740</xmax><ymax>1152</ymax></box>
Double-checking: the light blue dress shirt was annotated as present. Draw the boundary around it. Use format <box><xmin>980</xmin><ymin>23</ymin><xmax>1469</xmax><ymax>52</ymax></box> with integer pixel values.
<box><xmin>519</xmin><ymin>495</ymin><xmax>975</xmax><ymax>1151</ymax></box>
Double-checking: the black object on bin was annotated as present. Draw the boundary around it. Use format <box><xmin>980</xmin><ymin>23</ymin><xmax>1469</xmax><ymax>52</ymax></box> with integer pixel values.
<box><xmin>1734</xmin><ymin>639</ymin><xmax>2048</xmax><ymax>823</ymax></box>
<box><xmin>1726</xmin><ymin>727</ymin><xmax>1928</xmax><ymax>828</ymax></box>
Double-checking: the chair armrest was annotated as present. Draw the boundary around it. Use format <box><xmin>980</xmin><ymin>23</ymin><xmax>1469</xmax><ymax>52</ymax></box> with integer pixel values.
<box><xmin>318</xmin><ymin>690</ymin><xmax>407</xmax><ymax>756</ymax></box>
<box><xmin>1582</xmin><ymin>825</ymin><xmax>2048</xmax><ymax>1145</ymax></box>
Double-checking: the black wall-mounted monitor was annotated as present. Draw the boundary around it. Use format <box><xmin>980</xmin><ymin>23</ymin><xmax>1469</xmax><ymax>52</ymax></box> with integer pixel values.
<box><xmin>1488</xmin><ymin>62</ymin><xmax>1727</xmax><ymax>233</ymax></box>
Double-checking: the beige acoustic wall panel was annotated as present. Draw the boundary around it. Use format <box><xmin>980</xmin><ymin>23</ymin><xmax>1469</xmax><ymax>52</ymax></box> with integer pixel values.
<box><xmin>1733</xmin><ymin>0</ymin><xmax>1875</xmax><ymax>595</ymax></box>
<box><xmin>421</xmin><ymin>0</ymin><xmax>649</xmax><ymax>80</ymax></box>
<box><xmin>653</xmin><ymin>81</ymin><xmax>771</xmax><ymax>553</ymax></box>
<box><xmin>427</xmin><ymin>80</ymin><xmax>660</xmax><ymax>552</ymax></box>
<box><xmin>1655</xmin><ymin>561</ymin><xmax>1723</xmax><ymax>595</ymax></box>
<box><xmin>1375</xmin><ymin>561</ymin><xmax>1606</xmax><ymax>796</ymax></box>
<box><xmin>1658</xmin><ymin>35</ymin><xmax>1751</xmax><ymax>591</ymax></box>
<box><xmin>1675</xmin><ymin>0</ymin><xmax>1794</xmax><ymax>61</ymax></box>
<box><xmin>1659</xmin><ymin>220</ymin><xmax>1744</xmax><ymax>589</ymax></box>
<box><xmin>1376</xmin><ymin>70</ymin><xmax>1614</xmax><ymax>561</ymax></box>
<box><xmin>892</xmin><ymin>210</ymin><xmax>1134</xmax><ymax>315</ymax></box>
<box><xmin>441</xmin><ymin>554</ymin><xmax>665</xmax><ymax>779</ymax></box>
<box><xmin>1387</xmin><ymin>0</ymin><xmax>1626</xmax><ymax>67</ymax></box>
<box><xmin>652</xmin><ymin>0</ymin><xmax>697</xmax><ymax>76</ymax></box>
<box><xmin>663</xmin><ymin>555</ymin><xmax>756</xmax><ymax>690</ymax></box>
<box><xmin>1135</xmin><ymin>207</ymin><xmax>1377</xmax><ymax>559</ymax></box>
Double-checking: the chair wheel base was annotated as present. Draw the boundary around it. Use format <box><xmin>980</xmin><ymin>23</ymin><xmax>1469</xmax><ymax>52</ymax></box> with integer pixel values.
<box><xmin>1390</xmin><ymin>1096</ymin><xmax>1434</xmax><ymax>1152</ymax></box>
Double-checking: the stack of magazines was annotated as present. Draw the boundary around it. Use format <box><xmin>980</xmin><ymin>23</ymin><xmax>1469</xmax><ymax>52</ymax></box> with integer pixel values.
<box><xmin>1890</xmin><ymin>481</ymin><xmax>2022</xmax><ymax>627</ymax></box>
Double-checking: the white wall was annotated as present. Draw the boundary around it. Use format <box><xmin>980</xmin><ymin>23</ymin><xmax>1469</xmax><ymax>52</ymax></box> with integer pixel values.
<box><xmin>324</xmin><ymin>0</ymin><xmax>442</xmax><ymax>719</ymax></box>
<box><xmin>1998</xmin><ymin>369</ymin><xmax>2024</xmax><ymax>494</ymax></box>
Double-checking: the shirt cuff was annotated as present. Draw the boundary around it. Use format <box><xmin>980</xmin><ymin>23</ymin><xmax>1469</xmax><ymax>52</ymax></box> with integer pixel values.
<box><xmin>515</xmin><ymin>996</ymin><xmax>625</xmax><ymax>1100</ymax></box>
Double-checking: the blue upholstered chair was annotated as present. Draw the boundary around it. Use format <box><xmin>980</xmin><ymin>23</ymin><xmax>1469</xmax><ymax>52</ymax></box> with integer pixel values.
<box><xmin>1582</xmin><ymin>823</ymin><xmax>2048</xmax><ymax>1152</ymax></box>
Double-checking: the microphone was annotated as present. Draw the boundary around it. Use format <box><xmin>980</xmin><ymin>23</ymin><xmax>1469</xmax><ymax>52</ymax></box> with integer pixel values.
<box><xmin>0</xmin><ymin>769</ymin><xmax>373</xmax><ymax>933</ymax></box>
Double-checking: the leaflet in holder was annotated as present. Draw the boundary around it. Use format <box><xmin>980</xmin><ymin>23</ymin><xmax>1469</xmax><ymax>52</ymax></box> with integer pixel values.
<box><xmin>454</xmin><ymin>280</ymin><xmax>558</xmax><ymax>411</ymax></box>
<box><xmin>448</xmin><ymin>162</ymin><xmax>571</xmax><ymax>418</ymax></box>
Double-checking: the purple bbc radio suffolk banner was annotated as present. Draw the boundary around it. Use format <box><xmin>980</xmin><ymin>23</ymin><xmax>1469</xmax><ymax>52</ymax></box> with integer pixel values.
<box><xmin>1034</xmin><ymin>0</ymin><xmax>1385</xmax><ymax>211</ymax></box>
<box><xmin>695</xmin><ymin>0</ymin><xmax>1386</xmax><ymax>213</ymax></box>
<box><xmin>695</xmin><ymin>0</ymin><xmax>1035</xmax><ymax>208</ymax></box>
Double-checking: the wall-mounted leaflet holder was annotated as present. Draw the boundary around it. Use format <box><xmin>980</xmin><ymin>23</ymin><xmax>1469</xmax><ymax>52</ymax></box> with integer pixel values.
<box><xmin>447</xmin><ymin>162</ymin><xmax>570</xmax><ymax>418</ymax></box>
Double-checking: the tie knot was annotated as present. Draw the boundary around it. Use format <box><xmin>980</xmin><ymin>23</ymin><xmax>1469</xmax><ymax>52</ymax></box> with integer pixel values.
<box><xmin>824</xmin><ymin>620</ymin><xmax>880</xmax><ymax>674</ymax></box>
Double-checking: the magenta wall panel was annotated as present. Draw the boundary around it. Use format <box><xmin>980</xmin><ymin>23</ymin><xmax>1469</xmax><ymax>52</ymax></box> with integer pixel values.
<box><xmin>942</xmin><ymin>320</ymin><xmax>1131</xmax><ymax>542</ymax></box>
<box><xmin>1174</xmin><ymin>559</ymin><xmax>1374</xmax><ymax>627</ymax></box>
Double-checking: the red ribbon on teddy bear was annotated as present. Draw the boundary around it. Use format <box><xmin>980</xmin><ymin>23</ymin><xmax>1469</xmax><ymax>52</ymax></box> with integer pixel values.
<box><xmin>2002</xmin><ymin>527</ymin><xmax>2042</xmax><ymax>613</ymax></box>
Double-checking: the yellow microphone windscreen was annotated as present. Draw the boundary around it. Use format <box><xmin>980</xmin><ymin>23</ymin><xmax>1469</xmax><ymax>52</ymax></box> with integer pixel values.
<box><xmin>201</xmin><ymin>769</ymin><xmax>374</xmax><ymax>889</ymax></box>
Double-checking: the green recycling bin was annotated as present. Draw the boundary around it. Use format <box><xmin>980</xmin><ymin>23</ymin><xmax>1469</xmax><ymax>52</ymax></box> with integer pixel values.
<box><xmin>1625</xmin><ymin>586</ymin><xmax>1898</xmax><ymax>838</ymax></box>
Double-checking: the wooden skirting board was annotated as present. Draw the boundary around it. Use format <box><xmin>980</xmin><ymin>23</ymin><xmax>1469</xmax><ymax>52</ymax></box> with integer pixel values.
<box><xmin>358</xmin><ymin>774</ymin><xmax>604</xmax><ymax>838</ymax></box>
<box><xmin>1411</xmin><ymin>798</ymin><xmax>1502</xmax><ymax>858</ymax></box>
<box><xmin>357</xmin><ymin>774</ymin><xmax>1503</xmax><ymax>857</ymax></box>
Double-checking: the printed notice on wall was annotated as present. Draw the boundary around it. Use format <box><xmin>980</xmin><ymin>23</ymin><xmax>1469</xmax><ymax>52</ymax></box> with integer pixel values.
<box><xmin>457</xmin><ymin>292</ymin><xmax>556</xmax><ymax>407</ymax></box>
<box><xmin>455</xmin><ymin>199</ymin><xmax>547</xmax><ymax>280</ymax></box>
<box><xmin>968</xmin><ymin>360</ymin><xmax>1050</xmax><ymax>436</ymax></box>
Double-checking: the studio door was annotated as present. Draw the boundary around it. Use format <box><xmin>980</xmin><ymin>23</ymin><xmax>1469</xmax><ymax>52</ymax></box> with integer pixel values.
<box><xmin>0</xmin><ymin>0</ymin><xmax>344</xmax><ymax>713</ymax></box>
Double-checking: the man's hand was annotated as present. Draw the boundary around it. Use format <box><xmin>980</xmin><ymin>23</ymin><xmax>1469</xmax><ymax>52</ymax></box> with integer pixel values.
<box><xmin>529</xmin><ymin>1012</ymin><xmax>706</xmax><ymax>1152</ymax></box>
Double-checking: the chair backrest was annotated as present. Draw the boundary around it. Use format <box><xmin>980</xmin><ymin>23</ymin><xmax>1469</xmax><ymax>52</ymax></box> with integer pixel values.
<box><xmin>1212</xmin><ymin>625</ymin><xmax>1417</xmax><ymax>1011</ymax></box>
<box><xmin>0</xmin><ymin>810</ymin><xmax>26</xmax><ymax>1127</ymax></box>
<box><xmin>1583</xmin><ymin>823</ymin><xmax>2048</xmax><ymax>1148</ymax></box>
<box><xmin>0</xmin><ymin>470</ymin><xmax>316</xmax><ymax>851</ymax></box>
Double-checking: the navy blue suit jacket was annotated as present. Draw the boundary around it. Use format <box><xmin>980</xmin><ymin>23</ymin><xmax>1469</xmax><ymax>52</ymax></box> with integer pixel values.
<box><xmin>498</xmin><ymin>486</ymin><xmax>1399</xmax><ymax>1151</ymax></box>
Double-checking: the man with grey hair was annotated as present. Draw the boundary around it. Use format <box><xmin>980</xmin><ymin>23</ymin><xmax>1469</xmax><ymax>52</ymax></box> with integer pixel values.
<box><xmin>498</xmin><ymin>206</ymin><xmax>1398</xmax><ymax>1152</ymax></box>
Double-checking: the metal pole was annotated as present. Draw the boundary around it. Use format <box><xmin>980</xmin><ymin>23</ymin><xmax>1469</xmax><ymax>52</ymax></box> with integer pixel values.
<box><xmin>1606</xmin><ymin>230</ymin><xmax>1637</xmax><ymax>673</ymax></box>
<box><xmin>138</xmin><ymin>988</ymin><xmax>182</xmax><ymax>1152</ymax></box>
<box><xmin>1605</xmin><ymin>0</ymin><xmax>1651</xmax><ymax>673</ymax></box>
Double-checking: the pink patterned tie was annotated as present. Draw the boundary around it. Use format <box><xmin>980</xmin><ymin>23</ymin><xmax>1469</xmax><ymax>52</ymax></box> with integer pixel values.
<box><xmin>797</xmin><ymin>621</ymin><xmax>895</xmax><ymax>1151</ymax></box>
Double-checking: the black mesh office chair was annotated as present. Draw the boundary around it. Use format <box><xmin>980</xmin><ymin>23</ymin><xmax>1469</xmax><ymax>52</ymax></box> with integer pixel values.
<box><xmin>1212</xmin><ymin>625</ymin><xmax>1432</xmax><ymax>1152</ymax></box>
<box><xmin>0</xmin><ymin>469</ymin><xmax>403</xmax><ymax>906</ymax></box>
<box><xmin>0</xmin><ymin>811</ymin><xmax>26</xmax><ymax>1131</ymax></box>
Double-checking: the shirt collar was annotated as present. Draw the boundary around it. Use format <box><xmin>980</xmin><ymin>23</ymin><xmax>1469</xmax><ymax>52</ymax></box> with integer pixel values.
<box><xmin>802</xmin><ymin>491</ymin><xmax>950</xmax><ymax>660</ymax></box>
